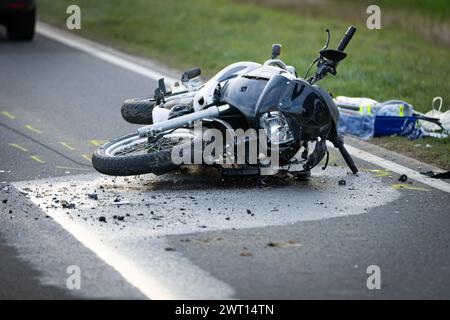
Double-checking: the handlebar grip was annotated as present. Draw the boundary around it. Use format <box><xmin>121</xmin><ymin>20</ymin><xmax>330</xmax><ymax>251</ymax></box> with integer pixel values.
<box><xmin>337</xmin><ymin>26</ymin><xmax>357</xmax><ymax>52</ymax></box>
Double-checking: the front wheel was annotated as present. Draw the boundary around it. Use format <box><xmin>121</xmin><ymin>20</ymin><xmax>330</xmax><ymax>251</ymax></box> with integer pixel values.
<box><xmin>92</xmin><ymin>129</ymin><xmax>198</xmax><ymax>176</ymax></box>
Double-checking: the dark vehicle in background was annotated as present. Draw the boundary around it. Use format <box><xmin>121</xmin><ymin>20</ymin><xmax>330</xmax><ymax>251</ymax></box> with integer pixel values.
<box><xmin>0</xmin><ymin>0</ymin><xmax>35</xmax><ymax>40</ymax></box>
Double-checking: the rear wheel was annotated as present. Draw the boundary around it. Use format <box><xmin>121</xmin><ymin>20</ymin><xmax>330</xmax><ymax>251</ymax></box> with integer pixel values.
<box><xmin>92</xmin><ymin>129</ymin><xmax>199</xmax><ymax>176</ymax></box>
<box><xmin>121</xmin><ymin>97</ymin><xmax>155</xmax><ymax>124</ymax></box>
<box><xmin>7</xmin><ymin>8</ymin><xmax>36</xmax><ymax>41</ymax></box>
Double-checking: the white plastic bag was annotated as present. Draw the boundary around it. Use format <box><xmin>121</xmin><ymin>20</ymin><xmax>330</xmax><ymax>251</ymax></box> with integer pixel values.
<box><xmin>420</xmin><ymin>97</ymin><xmax>445</xmax><ymax>132</ymax></box>
<box><xmin>334</xmin><ymin>96</ymin><xmax>378</xmax><ymax>114</ymax></box>
<box><xmin>440</xmin><ymin>110</ymin><xmax>450</xmax><ymax>132</ymax></box>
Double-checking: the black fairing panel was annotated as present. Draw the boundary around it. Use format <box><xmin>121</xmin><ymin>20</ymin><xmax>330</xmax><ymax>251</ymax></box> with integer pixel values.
<box><xmin>220</xmin><ymin>73</ymin><xmax>339</xmax><ymax>141</ymax></box>
<box><xmin>255</xmin><ymin>75</ymin><xmax>336</xmax><ymax>141</ymax></box>
<box><xmin>220</xmin><ymin>76</ymin><xmax>269</xmax><ymax>121</ymax></box>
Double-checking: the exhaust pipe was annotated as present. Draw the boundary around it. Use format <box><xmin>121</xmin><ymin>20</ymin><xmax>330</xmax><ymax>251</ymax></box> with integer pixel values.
<box><xmin>137</xmin><ymin>105</ymin><xmax>230</xmax><ymax>137</ymax></box>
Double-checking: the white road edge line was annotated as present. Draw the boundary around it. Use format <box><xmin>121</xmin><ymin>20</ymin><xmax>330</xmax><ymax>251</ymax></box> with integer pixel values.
<box><xmin>43</xmin><ymin>212</ymin><xmax>178</xmax><ymax>300</ymax></box>
<box><xmin>37</xmin><ymin>23</ymin><xmax>450</xmax><ymax>194</ymax></box>
<box><xmin>343</xmin><ymin>143</ymin><xmax>450</xmax><ymax>193</ymax></box>
<box><xmin>36</xmin><ymin>23</ymin><xmax>177</xmax><ymax>84</ymax></box>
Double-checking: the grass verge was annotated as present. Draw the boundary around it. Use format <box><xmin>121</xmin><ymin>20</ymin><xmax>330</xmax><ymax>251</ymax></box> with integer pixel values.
<box><xmin>372</xmin><ymin>136</ymin><xmax>450</xmax><ymax>171</ymax></box>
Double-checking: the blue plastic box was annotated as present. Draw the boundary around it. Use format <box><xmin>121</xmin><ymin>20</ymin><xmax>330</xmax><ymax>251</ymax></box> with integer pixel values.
<box><xmin>374</xmin><ymin>116</ymin><xmax>416</xmax><ymax>137</ymax></box>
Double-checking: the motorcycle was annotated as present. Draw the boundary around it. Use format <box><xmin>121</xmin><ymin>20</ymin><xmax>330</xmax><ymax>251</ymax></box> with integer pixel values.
<box><xmin>92</xmin><ymin>26</ymin><xmax>359</xmax><ymax>177</ymax></box>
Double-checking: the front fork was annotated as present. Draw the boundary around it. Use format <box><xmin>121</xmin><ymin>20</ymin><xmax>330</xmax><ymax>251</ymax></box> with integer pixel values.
<box><xmin>332</xmin><ymin>135</ymin><xmax>358</xmax><ymax>174</ymax></box>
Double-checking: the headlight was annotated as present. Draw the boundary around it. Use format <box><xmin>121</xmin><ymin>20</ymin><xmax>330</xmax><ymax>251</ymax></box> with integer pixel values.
<box><xmin>259</xmin><ymin>111</ymin><xmax>294</xmax><ymax>145</ymax></box>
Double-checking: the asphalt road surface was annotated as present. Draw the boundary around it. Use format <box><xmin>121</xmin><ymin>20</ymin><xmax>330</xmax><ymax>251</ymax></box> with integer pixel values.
<box><xmin>1</xmin><ymin>23</ymin><xmax>449</xmax><ymax>299</ymax></box>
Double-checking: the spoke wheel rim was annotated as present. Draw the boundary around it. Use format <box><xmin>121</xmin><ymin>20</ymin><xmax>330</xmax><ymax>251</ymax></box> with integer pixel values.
<box><xmin>104</xmin><ymin>129</ymin><xmax>196</xmax><ymax>157</ymax></box>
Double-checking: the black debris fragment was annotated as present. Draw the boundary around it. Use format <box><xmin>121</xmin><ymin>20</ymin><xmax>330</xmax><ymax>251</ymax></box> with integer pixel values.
<box><xmin>99</xmin><ymin>216</ymin><xmax>107</xmax><ymax>223</ymax></box>
<box><xmin>87</xmin><ymin>193</ymin><xmax>98</xmax><ymax>200</ymax></box>
<box><xmin>338</xmin><ymin>179</ymin><xmax>346</xmax><ymax>186</ymax></box>
<box><xmin>165</xmin><ymin>247</ymin><xmax>176</xmax><ymax>252</ymax></box>
<box><xmin>398</xmin><ymin>174</ymin><xmax>408</xmax><ymax>182</ymax></box>
<box><xmin>61</xmin><ymin>200</ymin><xmax>76</xmax><ymax>209</ymax></box>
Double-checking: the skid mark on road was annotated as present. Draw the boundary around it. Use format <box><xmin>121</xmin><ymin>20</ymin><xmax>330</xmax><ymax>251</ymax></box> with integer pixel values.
<box><xmin>14</xmin><ymin>165</ymin><xmax>399</xmax><ymax>299</ymax></box>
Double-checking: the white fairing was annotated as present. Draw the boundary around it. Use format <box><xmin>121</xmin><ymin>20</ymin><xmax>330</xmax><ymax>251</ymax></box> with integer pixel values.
<box><xmin>193</xmin><ymin>61</ymin><xmax>261</xmax><ymax>111</ymax></box>
<box><xmin>152</xmin><ymin>106</ymin><xmax>171</xmax><ymax>123</ymax></box>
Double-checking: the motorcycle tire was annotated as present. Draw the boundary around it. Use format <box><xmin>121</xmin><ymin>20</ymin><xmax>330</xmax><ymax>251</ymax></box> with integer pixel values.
<box><xmin>92</xmin><ymin>129</ymin><xmax>200</xmax><ymax>176</ymax></box>
<box><xmin>121</xmin><ymin>97</ymin><xmax>155</xmax><ymax>124</ymax></box>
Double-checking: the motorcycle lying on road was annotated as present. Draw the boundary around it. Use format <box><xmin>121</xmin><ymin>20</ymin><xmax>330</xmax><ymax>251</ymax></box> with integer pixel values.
<box><xmin>92</xmin><ymin>26</ymin><xmax>359</xmax><ymax>177</ymax></box>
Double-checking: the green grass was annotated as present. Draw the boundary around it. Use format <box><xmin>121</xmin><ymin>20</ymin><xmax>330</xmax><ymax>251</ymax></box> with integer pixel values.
<box><xmin>38</xmin><ymin>0</ymin><xmax>450</xmax><ymax>168</ymax></box>
<box><xmin>372</xmin><ymin>136</ymin><xmax>450</xmax><ymax>171</ymax></box>
<box><xmin>350</xmin><ymin>0</ymin><xmax>450</xmax><ymax>20</ymax></box>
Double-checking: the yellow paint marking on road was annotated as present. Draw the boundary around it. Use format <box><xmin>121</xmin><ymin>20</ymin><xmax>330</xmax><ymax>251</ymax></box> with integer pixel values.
<box><xmin>89</xmin><ymin>139</ymin><xmax>105</xmax><ymax>147</ymax></box>
<box><xmin>9</xmin><ymin>143</ymin><xmax>28</xmax><ymax>152</ymax></box>
<box><xmin>1</xmin><ymin>111</ymin><xmax>16</xmax><ymax>119</ymax></box>
<box><xmin>82</xmin><ymin>154</ymin><xmax>92</xmax><ymax>162</ymax></box>
<box><xmin>30</xmin><ymin>155</ymin><xmax>45</xmax><ymax>164</ymax></box>
<box><xmin>366</xmin><ymin>169</ymin><xmax>391</xmax><ymax>177</ymax></box>
<box><xmin>24</xmin><ymin>124</ymin><xmax>42</xmax><ymax>134</ymax></box>
<box><xmin>56</xmin><ymin>166</ymin><xmax>90</xmax><ymax>171</ymax></box>
<box><xmin>59</xmin><ymin>141</ymin><xmax>76</xmax><ymax>151</ymax></box>
<box><xmin>391</xmin><ymin>184</ymin><xmax>430</xmax><ymax>192</ymax></box>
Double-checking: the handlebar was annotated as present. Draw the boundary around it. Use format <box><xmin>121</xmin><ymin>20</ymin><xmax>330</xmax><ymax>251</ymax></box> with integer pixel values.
<box><xmin>337</xmin><ymin>26</ymin><xmax>357</xmax><ymax>52</ymax></box>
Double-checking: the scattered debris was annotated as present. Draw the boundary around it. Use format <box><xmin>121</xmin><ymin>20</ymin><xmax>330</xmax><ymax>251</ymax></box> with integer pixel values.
<box><xmin>2</xmin><ymin>199</ymin><xmax>7</xmax><ymax>204</ymax></box>
<box><xmin>246</xmin><ymin>209</ymin><xmax>252</xmax><ymax>214</ymax></box>
<box><xmin>164</xmin><ymin>247</ymin><xmax>176</xmax><ymax>252</ymax></box>
<box><xmin>113</xmin><ymin>200</ymin><xmax>130</xmax><ymax>206</ymax></box>
<box><xmin>98</xmin><ymin>216</ymin><xmax>107</xmax><ymax>223</ymax></box>
<box><xmin>61</xmin><ymin>200</ymin><xmax>76</xmax><ymax>209</ymax></box>
<box><xmin>87</xmin><ymin>193</ymin><xmax>98</xmax><ymax>200</ymax></box>
<box><xmin>240</xmin><ymin>251</ymin><xmax>252</xmax><ymax>257</ymax></box>
<box><xmin>267</xmin><ymin>240</ymin><xmax>302</xmax><ymax>248</ymax></box>
<box><xmin>398</xmin><ymin>174</ymin><xmax>408</xmax><ymax>182</ymax></box>
<box><xmin>338</xmin><ymin>179</ymin><xmax>347</xmax><ymax>186</ymax></box>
